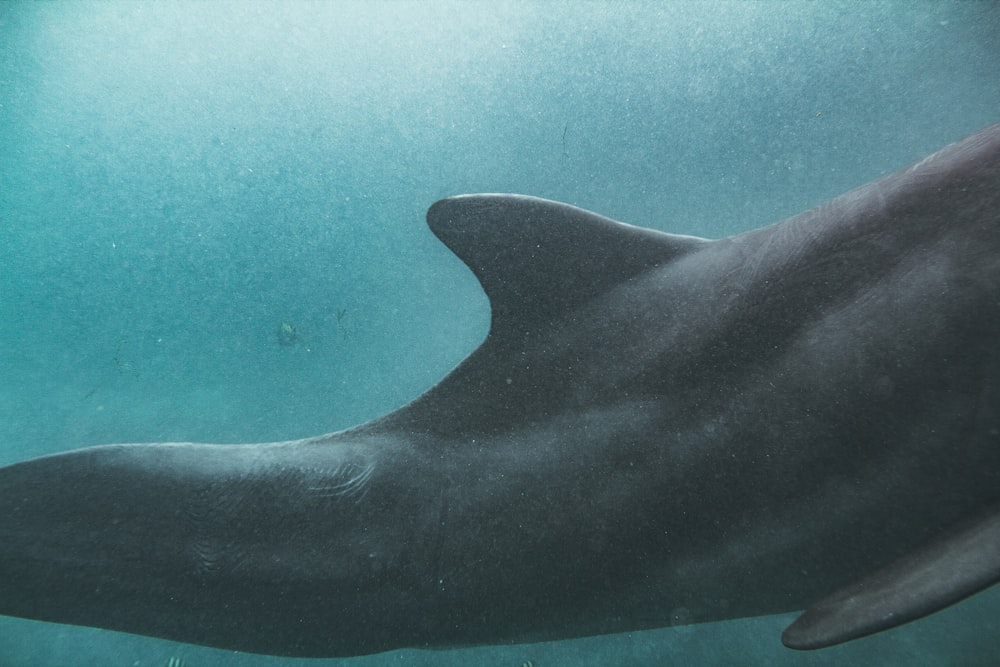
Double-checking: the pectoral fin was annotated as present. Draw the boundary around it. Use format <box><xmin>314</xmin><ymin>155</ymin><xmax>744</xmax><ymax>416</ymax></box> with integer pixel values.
<box><xmin>782</xmin><ymin>507</ymin><xmax>1000</xmax><ymax>649</ymax></box>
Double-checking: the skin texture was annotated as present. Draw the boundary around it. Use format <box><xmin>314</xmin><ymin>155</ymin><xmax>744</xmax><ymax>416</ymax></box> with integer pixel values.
<box><xmin>0</xmin><ymin>123</ymin><xmax>998</xmax><ymax>657</ymax></box>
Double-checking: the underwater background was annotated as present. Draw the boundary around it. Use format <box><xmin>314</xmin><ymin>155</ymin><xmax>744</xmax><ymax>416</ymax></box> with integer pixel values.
<box><xmin>1</xmin><ymin>1</ymin><xmax>998</xmax><ymax>665</ymax></box>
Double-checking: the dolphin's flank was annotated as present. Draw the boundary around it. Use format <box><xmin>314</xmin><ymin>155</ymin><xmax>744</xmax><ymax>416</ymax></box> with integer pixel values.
<box><xmin>1</xmin><ymin>123</ymin><xmax>998</xmax><ymax>657</ymax></box>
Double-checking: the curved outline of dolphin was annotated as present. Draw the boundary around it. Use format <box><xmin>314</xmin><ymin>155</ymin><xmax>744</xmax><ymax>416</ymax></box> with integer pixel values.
<box><xmin>1</xmin><ymin>123</ymin><xmax>998</xmax><ymax>657</ymax></box>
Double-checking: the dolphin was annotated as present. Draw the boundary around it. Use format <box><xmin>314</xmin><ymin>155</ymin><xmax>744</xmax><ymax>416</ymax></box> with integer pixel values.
<box><xmin>1</xmin><ymin>123</ymin><xmax>999</xmax><ymax>658</ymax></box>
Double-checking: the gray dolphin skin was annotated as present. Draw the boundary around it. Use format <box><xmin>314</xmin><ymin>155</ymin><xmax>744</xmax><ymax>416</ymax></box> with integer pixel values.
<box><xmin>1</xmin><ymin>123</ymin><xmax>999</xmax><ymax>658</ymax></box>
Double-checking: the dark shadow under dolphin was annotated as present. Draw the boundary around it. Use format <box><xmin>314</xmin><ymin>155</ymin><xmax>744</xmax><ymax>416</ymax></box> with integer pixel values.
<box><xmin>1</xmin><ymin>123</ymin><xmax>999</xmax><ymax>657</ymax></box>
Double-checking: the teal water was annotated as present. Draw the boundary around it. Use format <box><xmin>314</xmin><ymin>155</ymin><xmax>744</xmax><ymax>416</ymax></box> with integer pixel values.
<box><xmin>1</xmin><ymin>1</ymin><xmax>998</xmax><ymax>665</ymax></box>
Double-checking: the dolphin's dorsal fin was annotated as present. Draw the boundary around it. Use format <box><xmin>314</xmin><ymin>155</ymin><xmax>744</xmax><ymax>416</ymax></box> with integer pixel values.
<box><xmin>372</xmin><ymin>194</ymin><xmax>707</xmax><ymax>437</ymax></box>
<box><xmin>782</xmin><ymin>506</ymin><xmax>1000</xmax><ymax>649</ymax></box>
<box><xmin>427</xmin><ymin>194</ymin><xmax>707</xmax><ymax>341</ymax></box>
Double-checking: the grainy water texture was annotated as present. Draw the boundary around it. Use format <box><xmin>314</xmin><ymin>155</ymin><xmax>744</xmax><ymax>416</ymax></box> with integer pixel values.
<box><xmin>1</xmin><ymin>1</ymin><xmax>999</xmax><ymax>665</ymax></box>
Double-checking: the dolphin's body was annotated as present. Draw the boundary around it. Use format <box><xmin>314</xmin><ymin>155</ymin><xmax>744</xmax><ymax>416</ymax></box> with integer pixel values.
<box><xmin>1</xmin><ymin>124</ymin><xmax>999</xmax><ymax>657</ymax></box>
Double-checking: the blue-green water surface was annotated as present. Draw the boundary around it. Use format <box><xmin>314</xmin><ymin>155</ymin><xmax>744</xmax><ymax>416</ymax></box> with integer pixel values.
<box><xmin>1</xmin><ymin>2</ymin><xmax>999</xmax><ymax>665</ymax></box>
